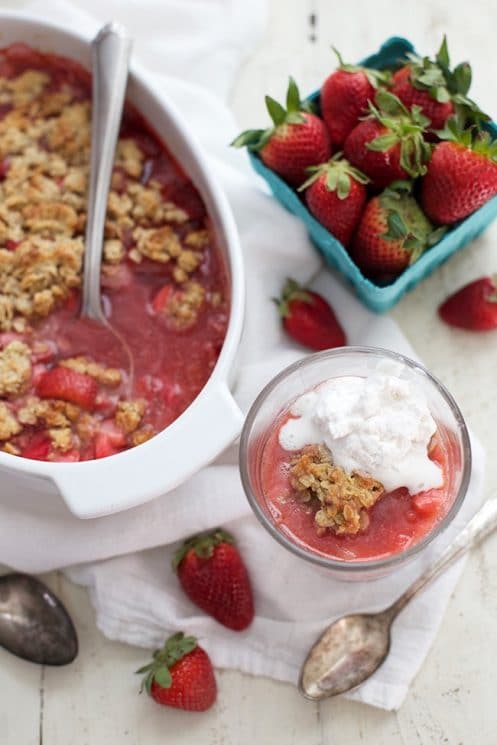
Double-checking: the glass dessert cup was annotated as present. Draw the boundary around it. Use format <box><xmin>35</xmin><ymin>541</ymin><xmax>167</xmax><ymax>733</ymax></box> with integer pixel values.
<box><xmin>239</xmin><ymin>347</ymin><xmax>472</xmax><ymax>580</ymax></box>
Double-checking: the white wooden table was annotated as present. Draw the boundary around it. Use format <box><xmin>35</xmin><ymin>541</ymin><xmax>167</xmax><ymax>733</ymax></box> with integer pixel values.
<box><xmin>2</xmin><ymin>0</ymin><xmax>497</xmax><ymax>742</ymax></box>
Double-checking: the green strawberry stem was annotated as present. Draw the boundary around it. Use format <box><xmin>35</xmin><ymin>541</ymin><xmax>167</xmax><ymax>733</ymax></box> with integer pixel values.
<box><xmin>436</xmin><ymin>118</ymin><xmax>497</xmax><ymax>161</ymax></box>
<box><xmin>404</xmin><ymin>36</ymin><xmax>488</xmax><ymax>126</ymax></box>
<box><xmin>276</xmin><ymin>278</ymin><xmax>313</xmax><ymax>318</ymax></box>
<box><xmin>332</xmin><ymin>47</ymin><xmax>391</xmax><ymax>88</ymax></box>
<box><xmin>379</xmin><ymin>181</ymin><xmax>443</xmax><ymax>262</ymax></box>
<box><xmin>172</xmin><ymin>528</ymin><xmax>234</xmax><ymax>571</ymax></box>
<box><xmin>137</xmin><ymin>632</ymin><xmax>198</xmax><ymax>694</ymax></box>
<box><xmin>298</xmin><ymin>152</ymin><xmax>369</xmax><ymax>198</ymax></box>
<box><xmin>231</xmin><ymin>77</ymin><xmax>314</xmax><ymax>151</ymax></box>
<box><xmin>366</xmin><ymin>90</ymin><xmax>432</xmax><ymax>179</ymax></box>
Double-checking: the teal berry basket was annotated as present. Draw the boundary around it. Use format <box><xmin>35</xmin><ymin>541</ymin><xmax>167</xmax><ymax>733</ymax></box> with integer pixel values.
<box><xmin>248</xmin><ymin>36</ymin><xmax>497</xmax><ymax>313</ymax></box>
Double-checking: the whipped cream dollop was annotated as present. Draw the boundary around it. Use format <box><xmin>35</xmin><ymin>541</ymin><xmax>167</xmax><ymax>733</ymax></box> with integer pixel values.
<box><xmin>279</xmin><ymin>363</ymin><xmax>443</xmax><ymax>494</ymax></box>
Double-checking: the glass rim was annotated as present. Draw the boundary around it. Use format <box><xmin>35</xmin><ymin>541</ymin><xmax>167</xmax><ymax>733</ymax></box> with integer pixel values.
<box><xmin>239</xmin><ymin>345</ymin><xmax>472</xmax><ymax>573</ymax></box>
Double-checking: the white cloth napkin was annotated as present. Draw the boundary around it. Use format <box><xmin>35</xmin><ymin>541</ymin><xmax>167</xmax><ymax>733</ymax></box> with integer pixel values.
<box><xmin>0</xmin><ymin>0</ymin><xmax>486</xmax><ymax>711</ymax></box>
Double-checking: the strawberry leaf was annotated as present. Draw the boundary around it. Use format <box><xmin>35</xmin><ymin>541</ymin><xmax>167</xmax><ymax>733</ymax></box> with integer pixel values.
<box><xmin>436</xmin><ymin>36</ymin><xmax>450</xmax><ymax>71</ymax></box>
<box><xmin>286</xmin><ymin>111</ymin><xmax>305</xmax><ymax>125</ymax></box>
<box><xmin>153</xmin><ymin>666</ymin><xmax>172</xmax><ymax>689</ymax></box>
<box><xmin>230</xmin><ymin>129</ymin><xmax>265</xmax><ymax>149</ymax></box>
<box><xmin>265</xmin><ymin>95</ymin><xmax>287</xmax><ymax>126</ymax></box>
<box><xmin>427</xmin><ymin>226</ymin><xmax>448</xmax><ymax>246</ymax></box>
<box><xmin>385</xmin><ymin>212</ymin><xmax>408</xmax><ymax>240</ymax></box>
<box><xmin>337</xmin><ymin>171</ymin><xmax>351</xmax><ymax>199</ymax></box>
<box><xmin>451</xmin><ymin>62</ymin><xmax>472</xmax><ymax>96</ymax></box>
<box><xmin>286</xmin><ymin>77</ymin><xmax>301</xmax><ymax>112</ymax></box>
<box><xmin>367</xmin><ymin>133</ymin><xmax>399</xmax><ymax>152</ymax></box>
<box><xmin>298</xmin><ymin>154</ymin><xmax>369</xmax><ymax>195</ymax></box>
<box><xmin>172</xmin><ymin>528</ymin><xmax>234</xmax><ymax>570</ymax></box>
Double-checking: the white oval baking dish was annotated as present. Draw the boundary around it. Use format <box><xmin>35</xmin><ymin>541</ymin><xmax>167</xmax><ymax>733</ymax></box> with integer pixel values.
<box><xmin>0</xmin><ymin>12</ymin><xmax>245</xmax><ymax>519</ymax></box>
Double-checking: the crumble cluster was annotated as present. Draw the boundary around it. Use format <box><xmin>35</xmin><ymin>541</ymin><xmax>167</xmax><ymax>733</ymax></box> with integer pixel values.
<box><xmin>289</xmin><ymin>444</ymin><xmax>385</xmax><ymax>535</ymax></box>
<box><xmin>0</xmin><ymin>68</ymin><xmax>212</xmax><ymax>332</ymax></box>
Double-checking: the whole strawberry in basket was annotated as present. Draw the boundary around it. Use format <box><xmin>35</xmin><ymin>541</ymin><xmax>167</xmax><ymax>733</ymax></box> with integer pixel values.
<box><xmin>391</xmin><ymin>36</ymin><xmax>485</xmax><ymax>131</ymax></box>
<box><xmin>353</xmin><ymin>181</ymin><xmax>445</xmax><ymax>280</ymax></box>
<box><xmin>231</xmin><ymin>77</ymin><xmax>331</xmax><ymax>186</ymax></box>
<box><xmin>421</xmin><ymin>120</ymin><xmax>497</xmax><ymax>224</ymax></box>
<box><xmin>344</xmin><ymin>90</ymin><xmax>432</xmax><ymax>188</ymax></box>
<box><xmin>320</xmin><ymin>49</ymin><xmax>390</xmax><ymax>146</ymax></box>
<box><xmin>298</xmin><ymin>153</ymin><xmax>369</xmax><ymax>247</ymax></box>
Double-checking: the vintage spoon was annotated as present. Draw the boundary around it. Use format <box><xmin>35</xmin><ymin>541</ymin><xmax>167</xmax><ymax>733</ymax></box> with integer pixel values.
<box><xmin>0</xmin><ymin>574</ymin><xmax>78</xmax><ymax>665</ymax></box>
<box><xmin>300</xmin><ymin>496</ymin><xmax>497</xmax><ymax>701</ymax></box>
<box><xmin>80</xmin><ymin>22</ymin><xmax>134</xmax><ymax>378</ymax></box>
<box><xmin>81</xmin><ymin>21</ymin><xmax>131</xmax><ymax>323</ymax></box>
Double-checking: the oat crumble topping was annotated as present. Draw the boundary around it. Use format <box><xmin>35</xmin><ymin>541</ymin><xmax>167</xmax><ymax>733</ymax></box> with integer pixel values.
<box><xmin>0</xmin><ymin>341</ymin><xmax>32</xmax><ymax>397</ymax></box>
<box><xmin>115</xmin><ymin>399</ymin><xmax>146</xmax><ymax>434</ymax></box>
<box><xmin>0</xmin><ymin>68</ymin><xmax>210</xmax><ymax>332</ymax></box>
<box><xmin>163</xmin><ymin>281</ymin><xmax>206</xmax><ymax>330</ymax></box>
<box><xmin>59</xmin><ymin>356</ymin><xmax>121</xmax><ymax>387</ymax></box>
<box><xmin>0</xmin><ymin>401</ymin><xmax>21</xmax><ymax>440</ymax></box>
<box><xmin>289</xmin><ymin>445</ymin><xmax>385</xmax><ymax>535</ymax></box>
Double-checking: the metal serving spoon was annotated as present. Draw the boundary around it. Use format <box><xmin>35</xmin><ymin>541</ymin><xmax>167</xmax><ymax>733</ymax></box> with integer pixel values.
<box><xmin>81</xmin><ymin>21</ymin><xmax>132</xmax><ymax>323</ymax></box>
<box><xmin>0</xmin><ymin>574</ymin><xmax>78</xmax><ymax>665</ymax></box>
<box><xmin>300</xmin><ymin>496</ymin><xmax>497</xmax><ymax>701</ymax></box>
<box><xmin>80</xmin><ymin>23</ymin><xmax>135</xmax><ymax>379</ymax></box>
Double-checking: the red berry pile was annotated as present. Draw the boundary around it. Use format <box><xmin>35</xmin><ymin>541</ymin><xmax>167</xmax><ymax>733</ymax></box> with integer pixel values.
<box><xmin>233</xmin><ymin>38</ymin><xmax>497</xmax><ymax>285</ymax></box>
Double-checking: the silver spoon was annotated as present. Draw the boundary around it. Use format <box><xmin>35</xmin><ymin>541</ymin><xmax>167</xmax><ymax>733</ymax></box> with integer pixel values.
<box><xmin>0</xmin><ymin>574</ymin><xmax>78</xmax><ymax>665</ymax></box>
<box><xmin>300</xmin><ymin>496</ymin><xmax>497</xmax><ymax>701</ymax></box>
<box><xmin>80</xmin><ymin>23</ymin><xmax>134</xmax><ymax>379</ymax></box>
<box><xmin>81</xmin><ymin>21</ymin><xmax>132</xmax><ymax>323</ymax></box>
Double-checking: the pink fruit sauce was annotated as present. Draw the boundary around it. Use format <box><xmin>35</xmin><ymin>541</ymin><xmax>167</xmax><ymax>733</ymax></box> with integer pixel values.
<box><xmin>0</xmin><ymin>44</ymin><xmax>229</xmax><ymax>462</ymax></box>
<box><xmin>259</xmin><ymin>411</ymin><xmax>458</xmax><ymax>562</ymax></box>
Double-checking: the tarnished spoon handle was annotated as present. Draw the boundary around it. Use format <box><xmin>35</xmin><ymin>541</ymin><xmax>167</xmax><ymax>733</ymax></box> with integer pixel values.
<box><xmin>388</xmin><ymin>497</ymin><xmax>497</xmax><ymax>618</ymax></box>
<box><xmin>81</xmin><ymin>22</ymin><xmax>132</xmax><ymax>321</ymax></box>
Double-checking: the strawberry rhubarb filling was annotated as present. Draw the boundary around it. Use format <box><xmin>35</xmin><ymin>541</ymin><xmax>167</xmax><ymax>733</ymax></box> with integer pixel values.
<box><xmin>260</xmin><ymin>363</ymin><xmax>455</xmax><ymax>561</ymax></box>
<box><xmin>0</xmin><ymin>44</ymin><xmax>229</xmax><ymax>462</ymax></box>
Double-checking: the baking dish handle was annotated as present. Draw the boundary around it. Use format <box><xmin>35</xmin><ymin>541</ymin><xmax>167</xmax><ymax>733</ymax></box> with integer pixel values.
<box><xmin>52</xmin><ymin>383</ymin><xmax>244</xmax><ymax>519</ymax></box>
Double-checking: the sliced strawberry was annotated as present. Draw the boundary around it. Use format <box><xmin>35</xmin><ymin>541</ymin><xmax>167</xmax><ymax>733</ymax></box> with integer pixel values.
<box><xmin>151</xmin><ymin>285</ymin><xmax>173</xmax><ymax>314</ymax></box>
<box><xmin>22</xmin><ymin>437</ymin><xmax>51</xmax><ymax>461</ymax></box>
<box><xmin>93</xmin><ymin>419</ymin><xmax>126</xmax><ymax>459</ymax></box>
<box><xmin>94</xmin><ymin>434</ymin><xmax>123</xmax><ymax>459</ymax></box>
<box><xmin>37</xmin><ymin>367</ymin><xmax>98</xmax><ymax>411</ymax></box>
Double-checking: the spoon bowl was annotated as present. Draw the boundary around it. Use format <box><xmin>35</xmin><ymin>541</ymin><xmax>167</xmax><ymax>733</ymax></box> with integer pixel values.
<box><xmin>299</xmin><ymin>497</ymin><xmax>497</xmax><ymax>701</ymax></box>
<box><xmin>299</xmin><ymin>612</ymin><xmax>391</xmax><ymax>700</ymax></box>
<box><xmin>0</xmin><ymin>574</ymin><xmax>78</xmax><ymax>665</ymax></box>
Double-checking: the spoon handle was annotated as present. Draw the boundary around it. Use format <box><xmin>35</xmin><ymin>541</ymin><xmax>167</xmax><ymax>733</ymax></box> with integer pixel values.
<box><xmin>81</xmin><ymin>23</ymin><xmax>132</xmax><ymax>321</ymax></box>
<box><xmin>388</xmin><ymin>497</ymin><xmax>497</xmax><ymax>619</ymax></box>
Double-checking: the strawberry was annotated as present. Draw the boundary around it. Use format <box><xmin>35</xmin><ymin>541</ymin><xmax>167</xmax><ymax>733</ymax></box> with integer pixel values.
<box><xmin>173</xmin><ymin>529</ymin><xmax>254</xmax><ymax>631</ymax></box>
<box><xmin>438</xmin><ymin>276</ymin><xmax>497</xmax><ymax>331</ymax></box>
<box><xmin>137</xmin><ymin>632</ymin><xmax>216</xmax><ymax>712</ymax></box>
<box><xmin>21</xmin><ymin>435</ymin><xmax>51</xmax><ymax>461</ymax></box>
<box><xmin>352</xmin><ymin>181</ymin><xmax>444</xmax><ymax>279</ymax></box>
<box><xmin>343</xmin><ymin>90</ymin><xmax>431</xmax><ymax>188</ymax></box>
<box><xmin>277</xmin><ymin>278</ymin><xmax>347</xmax><ymax>350</ymax></box>
<box><xmin>231</xmin><ymin>77</ymin><xmax>331</xmax><ymax>186</ymax></box>
<box><xmin>320</xmin><ymin>49</ymin><xmax>389</xmax><ymax>146</ymax></box>
<box><xmin>93</xmin><ymin>420</ymin><xmax>127</xmax><ymax>459</ymax></box>
<box><xmin>421</xmin><ymin>122</ymin><xmax>497</xmax><ymax>224</ymax></box>
<box><xmin>298</xmin><ymin>153</ymin><xmax>369</xmax><ymax>246</ymax></box>
<box><xmin>36</xmin><ymin>367</ymin><xmax>98</xmax><ymax>410</ymax></box>
<box><xmin>391</xmin><ymin>37</ymin><xmax>485</xmax><ymax>131</ymax></box>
